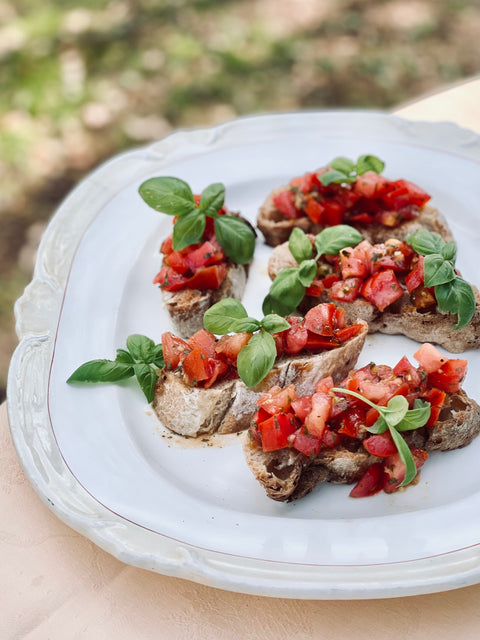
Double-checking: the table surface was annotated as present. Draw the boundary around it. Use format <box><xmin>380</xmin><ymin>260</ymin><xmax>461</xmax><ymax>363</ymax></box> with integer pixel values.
<box><xmin>2</xmin><ymin>77</ymin><xmax>480</xmax><ymax>639</ymax></box>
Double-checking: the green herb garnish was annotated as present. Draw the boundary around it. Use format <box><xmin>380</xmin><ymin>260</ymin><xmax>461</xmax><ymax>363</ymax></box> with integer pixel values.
<box><xmin>67</xmin><ymin>334</ymin><xmax>164</xmax><ymax>402</ymax></box>
<box><xmin>138</xmin><ymin>176</ymin><xmax>255</xmax><ymax>265</ymax></box>
<box><xmin>407</xmin><ymin>228</ymin><xmax>476</xmax><ymax>329</ymax></box>
<box><xmin>320</xmin><ymin>154</ymin><xmax>385</xmax><ymax>186</ymax></box>
<box><xmin>262</xmin><ymin>225</ymin><xmax>363</xmax><ymax>316</ymax></box>
<box><xmin>203</xmin><ymin>298</ymin><xmax>290</xmax><ymax>388</ymax></box>
<box><xmin>331</xmin><ymin>387</ymin><xmax>431</xmax><ymax>486</ymax></box>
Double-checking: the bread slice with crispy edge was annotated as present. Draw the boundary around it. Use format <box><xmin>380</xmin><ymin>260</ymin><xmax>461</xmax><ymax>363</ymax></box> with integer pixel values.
<box><xmin>243</xmin><ymin>388</ymin><xmax>480</xmax><ymax>502</ymax></box>
<box><xmin>267</xmin><ymin>241</ymin><xmax>480</xmax><ymax>353</ymax></box>
<box><xmin>152</xmin><ymin>321</ymin><xmax>368</xmax><ymax>437</ymax></box>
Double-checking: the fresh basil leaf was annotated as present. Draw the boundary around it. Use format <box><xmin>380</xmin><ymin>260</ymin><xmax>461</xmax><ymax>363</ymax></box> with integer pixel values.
<box><xmin>67</xmin><ymin>360</ymin><xmax>134</xmax><ymax>383</ymax></box>
<box><xmin>355</xmin><ymin>155</ymin><xmax>385</xmax><ymax>175</ymax></box>
<box><xmin>441</xmin><ymin>241</ymin><xmax>457</xmax><ymax>262</ymax></box>
<box><xmin>366</xmin><ymin>415</ymin><xmax>388</xmax><ymax>434</ymax></box>
<box><xmin>236</xmin><ymin>331</ymin><xmax>277</xmax><ymax>388</ymax></box>
<box><xmin>199</xmin><ymin>182</ymin><xmax>225</xmax><ymax>217</ymax></box>
<box><xmin>261</xmin><ymin>314</ymin><xmax>291</xmax><ymax>334</ymax></box>
<box><xmin>152</xmin><ymin>344</ymin><xmax>165</xmax><ymax>369</ymax></box>
<box><xmin>262</xmin><ymin>268</ymin><xmax>306</xmax><ymax>316</ymax></box>
<box><xmin>329</xmin><ymin>156</ymin><xmax>355</xmax><ymax>175</ymax></box>
<box><xmin>407</xmin><ymin>229</ymin><xmax>445</xmax><ymax>256</ymax></box>
<box><xmin>319</xmin><ymin>169</ymin><xmax>352</xmax><ymax>186</ymax></box>
<box><xmin>380</xmin><ymin>395</ymin><xmax>409</xmax><ymax>427</ymax></box>
<box><xmin>435</xmin><ymin>276</ymin><xmax>476</xmax><ymax>329</ymax></box>
<box><xmin>214</xmin><ymin>215</ymin><xmax>255</xmax><ymax>265</ymax></box>
<box><xmin>134</xmin><ymin>363</ymin><xmax>158</xmax><ymax>403</ymax></box>
<box><xmin>126</xmin><ymin>334</ymin><xmax>156</xmax><ymax>363</ymax></box>
<box><xmin>396</xmin><ymin>399</ymin><xmax>431</xmax><ymax>431</ymax></box>
<box><xmin>297</xmin><ymin>259</ymin><xmax>317</xmax><ymax>287</ymax></box>
<box><xmin>116</xmin><ymin>349</ymin><xmax>135</xmax><ymax>364</ymax></box>
<box><xmin>288</xmin><ymin>227</ymin><xmax>312</xmax><ymax>264</ymax></box>
<box><xmin>138</xmin><ymin>177</ymin><xmax>196</xmax><ymax>216</ymax></box>
<box><xmin>388</xmin><ymin>426</ymin><xmax>418</xmax><ymax>487</ymax></box>
<box><xmin>314</xmin><ymin>224</ymin><xmax>363</xmax><ymax>256</ymax></box>
<box><xmin>203</xmin><ymin>298</ymin><xmax>254</xmax><ymax>334</ymax></box>
<box><xmin>172</xmin><ymin>208</ymin><xmax>206</xmax><ymax>251</ymax></box>
<box><xmin>423</xmin><ymin>254</ymin><xmax>456</xmax><ymax>287</ymax></box>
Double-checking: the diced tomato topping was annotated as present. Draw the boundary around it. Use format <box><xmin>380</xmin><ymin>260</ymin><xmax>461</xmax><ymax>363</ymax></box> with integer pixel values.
<box><xmin>322</xmin><ymin>199</ymin><xmax>345</xmax><ymax>226</ymax></box>
<box><xmin>305</xmin><ymin>279</ymin><xmax>324</xmax><ymax>297</ymax></box>
<box><xmin>153</xmin><ymin>266</ymin><xmax>189</xmax><ymax>291</ymax></box>
<box><xmin>333</xmin><ymin>306</ymin><xmax>346</xmax><ymax>330</ymax></box>
<box><xmin>291</xmin><ymin>395</ymin><xmax>313</xmax><ymax>421</ymax></box>
<box><xmin>304</xmin><ymin>303</ymin><xmax>336</xmax><ymax>336</ymax></box>
<box><xmin>383</xmin><ymin>447</ymin><xmax>428</xmax><ymax>493</ymax></box>
<box><xmin>321</xmin><ymin>427</ymin><xmax>343</xmax><ymax>449</ymax></box>
<box><xmin>304</xmin><ymin>332</ymin><xmax>340</xmax><ymax>350</ymax></box>
<box><xmin>258</xmin><ymin>412</ymin><xmax>297</xmax><ymax>452</ymax></box>
<box><xmin>360</xmin><ymin>269</ymin><xmax>403</xmax><ymax>311</ymax></box>
<box><xmin>160</xmin><ymin>235</ymin><xmax>174</xmax><ymax>255</ymax></box>
<box><xmin>321</xmin><ymin>273</ymin><xmax>341</xmax><ymax>288</ymax></box>
<box><xmin>182</xmin><ymin>348</ymin><xmax>215</xmax><ymax>385</ymax></box>
<box><xmin>257</xmin><ymin>384</ymin><xmax>298</xmax><ymax>415</ymax></box>
<box><xmin>329</xmin><ymin>277</ymin><xmax>363</xmax><ymax>302</ymax></box>
<box><xmin>215</xmin><ymin>332</ymin><xmax>252</xmax><ymax>362</ymax></box>
<box><xmin>185</xmin><ymin>264</ymin><xmax>227</xmax><ymax>290</ymax></box>
<box><xmin>406</xmin><ymin>255</ymin><xmax>425</xmax><ymax>293</ymax></box>
<box><xmin>304</xmin><ymin>391</ymin><xmax>331</xmax><ymax>439</ymax></box>
<box><xmin>422</xmin><ymin>387</ymin><xmax>446</xmax><ymax>427</ymax></box>
<box><xmin>339</xmin><ymin>248</ymin><xmax>370</xmax><ymax>279</ymax></box>
<box><xmin>315</xmin><ymin>376</ymin><xmax>334</xmax><ymax>394</ymax></box>
<box><xmin>363</xmin><ymin>432</ymin><xmax>397</xmax><ymax>457</ymax></box>
<box><xmin>304</xmin><ymin>196</ymin><xmax>325</xmax><ymax>224</ymax></box>
<box><xmin>272</xmin><ymin>190</ymin><xmax>301</xmax><ymax>219</ymax></box>
<box><xmin>291</xmin><ymin>428</ymin><xmax>321</xmax><ymax>457</ymax></box>
<box><xmin>165</xmin><ymin>250</ymin><xmax>190</xmax><ymax>274</ymax></box>
<box><xmin>186</xmin><ymin>240</ymin><xmax>225</xmax><ymax>270</ymax></box>
<box><xmin>354</xmin><ymin>171</ymin><xmax>391</xmax><ymax>198</ymax></box>
<box><xmin>162</xmin><ymin>332</ymin><xmax>190</xmax><ymax>370</ymax></box>
<box><xmin>427</xmin><ymin>359</ymin><xmax>467</xmax><ymax>393</ymax></box>
<box><xmin>202</xmin><ymin>358</ymin><xmax>229</xmax><ymax>389</ymax></box>
<box><xmin>393</xmin><ymin>355</ymin><xmax>423</xmax><ymax>390</ymax></box>
<box><xmin>349</xmin><ymin>463</ymin><xmax>384</xmax><ymax>498</ymax></box>
<box><xmin>187</xmin><ymin>329</ymin><xmax>217</xmax><ymax>360</ymax></box>
<box><xmin>338</xmin><ymin>406</ymin><xmax>366</xmax><ymax>439</ymax></box>
<box><xmin>334</xmin><ymin>324</ymin><xmax>363</xmax><ymax>343</ymax></box>
<box><xmin>413</xmin><ymin>343</ymin><xmax>448</xmax><ymax>374</ymax></box>
<box><xmin>384</xmin><ymin>179</ymin><xmax>430</xmax><ymax>208</ymax></box>
<box><xmin>290</xmin><ymin>172</ymin><xmax>317</xmax><ymax>193</ymax></box>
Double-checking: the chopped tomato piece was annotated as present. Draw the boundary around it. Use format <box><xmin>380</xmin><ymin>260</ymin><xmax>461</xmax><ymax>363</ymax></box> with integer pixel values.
<box><xmin>185</xmin><ymin>264</ymin><xmax>227</xmax><ymax>290</ymax></box>
<box><xmin>215</xmin><ymin>332</ymin><xmax>252</xmax><ymax>362</ymax></box>
<box><xmin>160</xmin><ymin>235</ymin><xmax>174</xmax><ymax>255</ymax></box>
<box><xmin>321</xmin><ymin>427</ymin><xmax>343</xmax><ymax>449</ymax></box>
<box><xmin>257</xmin><ymin>384</ymin><xmax>298</xmax><ymax>415</ymax></box>
<box><xmin>339</xmin><ymin>248</ymin><xmax>370</xmax><ymax>279</ymax></box>
<box><xmin>422</xmin><ymin>387</ymin><xmax>446</xmax><ymax>427</ymax></box>
<box><xmin>273</xmin><ymin>190</ymin><xmax>301</xmax><ymax>219</ymax></box>
<box><xmin>182</xmin><ymin>348</ymin><xmax>214</xmax><ymax>385</ymax></box>
<box><xmin>427</xmin><ymin>359</ymin><xmax>467</xmax><ymax>393</ymax></box>
<box><xmin>349</xmin><ymin>463</ymin><xmax>384</xmax><ymax>498</ymax></box>
<box><xmin>259</xmin><ymin>412</ymin><xmax>297</xmax><ymax>452</ymax></box>
<box><xmin>329</xmin><ymin>277</ymin><xmax>363</xmax><ymax>302</ymax></box>
<box><xmin>321</xmin><ymin>199</ymin><xmax>344</xmax><ymax>226</ymax></box>
<box><xmin>360</xmin><ymin>269</ymin><xmax>403</xmax><ymax>311</ymax></box>
<box><xmin>282</xmin><ymin>316</ymin><xmax>308</xmax><ymax>354</ymax></box>
<box><xmin>354</xmin><ymin>171</ymin><xmax>391</xmax><ymax>198</ymax></box>
<box><xmin>393</xmin><ymin>355</ymin><xmax>423</xmax><ymax>390</ymax></box>
<box><xmin>338</xmin><ymin>406</ymin><xmax>366</xmax><ymax>438</ymax></box>
<box><xmin>334</xmin><ymin>324</ymin><xmax>363</xmax><ymax>343</ymax></box>
<box><xmin>406</xmin><ymin>255</ymin><xmax>425</xmax><ymax>293</ymax></box>
<box><xmin>305</xmin><ymin>279</ymin><xmax>324</xmax><ymax>297</ymax></box>
<box><xmin>203</xmin><ymin>358</ymin><xmax>229</xmax><ymax>389</ymax></box>
<box><xmin>304</xmin><ymin>391</ymin><xmax>331</xmax><ymax>439</ymax></box>
<box><xmin>187</xmin><ymin>329</ymin><xmax>217</xmax><ymax>360</ymax></box>
<box><xmin>153</xmin><ymin>266</ymin><xmax>189</xmax><ymax>291</ymax></box>
<box><xmin>291</xmin><ymin>395</ymin><xmax>313</xmax><ymax>421</ymax></box>
<box><xmin>290</xmin><ymin>172</ymin><xmax>317</xmax><ymax>193</ymax></box>
<box><xmin>363</xmin><ymin>432</ymin><xmax>397</xmax><ymax>457</ymax></box>
<box><xmin>413</xmin><ymin>343</ymin><xmax>448</xmax><ymax>374</ymax></box>
<box><xmin>333</xmin><ymin>306</ymin><xmax>346</xmax><ymax>330</ymax></box>
<box><xmin>383</xmin><ymin>447</ymin><xmax>428</xmax><ymax>493</ymax></box>
<box><xmin>165</xmin><ymin>250</ymin><xmax>190</xmax><ymax>274</ymax></box>
<box><xmin>291</xmin><ymin>427</ymin><xmax>321</xmax><ymax>457</ymax></box>
<box><xmin>162</xmin><ymin>332</ymin><xmax>190</xmax><ymax>370</ymax></box>
<box><xmin>321</xmin><ymin>273</ymin><xmax>341</xmax><ymax>288</ymax></box>
<box><xmin>304</xmin><ymin>303</ymin><xmax>336</xmax><ymax>336</ymax></box>
<box><xmin>304</xmin><ymin>196</ymin><xmax>325</xmax><ymax>223</ymax></box>
<box><xmin>385</xmin><ymin>179</ymin><xmax>430</xmax><ymax>208</ymax></box>
<box><xmin>186</xmin><ymin>240</ymin><xmax>225</xmax><ymax>269</ymax></box>
<box><xmin>304</xmin><ymin>332</ymin><xmax>338</xmax><ymax>350</ymax></box>
<box><xmin>315</xmin><ymin>376</ymin><xmax>334</xmax><ymax>394</ymax></box>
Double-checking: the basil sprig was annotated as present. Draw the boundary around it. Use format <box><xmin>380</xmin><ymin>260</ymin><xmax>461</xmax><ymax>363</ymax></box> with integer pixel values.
<box><xmin>331</xmin><ymin>388</ymin><xmax>430</xmax><ymax>486</ymax></box>
<box><xmin>203</xmin><ymin>298</ymin><xmax>290</xmax><ymax>388</ymax></box>
<box><xmin>407</xmin><ymin>229</ymin><xmax>476</xmax><ymax>329</ymax></box>
<box><xmin>320</xmin><ymin>154</ymin><xmax>385</xmax><ymax>186</ymax></box>
<box><xmin>262</xmin><ymin>225</ymin><xmax>363</xmax><ymax>316</ymax></box>
<box><xmin>67</xmin><ymin>334</ymin><xmax>164</xmax><ymax>402</ymax></box>
<box><xmin>138</xmin><ymin>176</ymin><xmax>255</xmax><ymax>265</ymax></box>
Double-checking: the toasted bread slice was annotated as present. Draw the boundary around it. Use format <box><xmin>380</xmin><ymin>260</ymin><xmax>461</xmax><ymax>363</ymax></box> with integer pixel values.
<box><xmin>268</xmin><ymin>242</ymin><xmax>480</xmax><ymax>353</ymax></box>
<box><xmin>152</xmin><ymin>321</ymin><xmax>368</xmax><ymax>437</ymax></box>
<box><xmin>162</xmin><ymin>262</ymin><xmax>248</xmax><ymax>338</ymax></box>
<box><xmin>243</xmin><ymin>389</ymin><xmax>480</xmax><ymax>502</ymax></box>
<box><xmin>258</xmin><ymin>191</ymin><xmax>453</xmax><ymax>246</ymax></box>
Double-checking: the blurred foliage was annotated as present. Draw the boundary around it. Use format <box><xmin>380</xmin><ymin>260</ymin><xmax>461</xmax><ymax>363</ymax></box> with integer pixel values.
<box><xmin>0</xmin><ymin>0</ymin><xmax>479</xmax><ymax>398</ymax></box>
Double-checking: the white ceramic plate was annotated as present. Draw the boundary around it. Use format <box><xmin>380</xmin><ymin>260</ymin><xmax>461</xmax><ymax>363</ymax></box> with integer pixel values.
<box><xmin>7</xmin><ymin>112</ymin><xmax>480</xmax><ymax>599</ymax></box>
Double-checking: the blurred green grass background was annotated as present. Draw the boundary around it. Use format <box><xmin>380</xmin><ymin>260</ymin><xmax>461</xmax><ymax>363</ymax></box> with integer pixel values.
<box><xmin>1</xmin><ymin>0</ymin><xmax>479</xmax><ymax>399</ymax></box>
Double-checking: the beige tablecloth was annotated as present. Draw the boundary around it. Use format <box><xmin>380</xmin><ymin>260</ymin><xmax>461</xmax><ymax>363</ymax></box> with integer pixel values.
<box><xmin>2</xmin><ymin>78</ymin><xmax>480</xmax><ymax>638</ymax></box>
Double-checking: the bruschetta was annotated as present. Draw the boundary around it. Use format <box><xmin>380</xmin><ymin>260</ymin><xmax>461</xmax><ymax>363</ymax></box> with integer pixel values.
<box><xmin>257</xmin><ymin>157</ymin><xmax>453</xmax><ymax>247</ymax></box>
<box><xmin>243</xmin><ymin>343</ymin><xmax>480</xmax><ymax>502</ymax></box>
<box><xmin>152</xmin><ymin>303</ymin><xmax>368</xmax><ymax>437</ymax></box>
<box><xmin>266</xmin><ymin>231</ymin><xmax>480</xmax><ymax>353</ymax></box>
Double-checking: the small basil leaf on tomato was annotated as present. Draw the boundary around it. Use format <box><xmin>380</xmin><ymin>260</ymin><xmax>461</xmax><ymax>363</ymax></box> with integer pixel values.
<box><xmin>138</xmin><ymin>177</ymin><xmax>196</xmax><ymax>215</ymax></box>
<box><xmin>406</xmin><ymin>229</ymin><xmax>445</xmax><ymax>256</ymax></box>
<box><xmin>172</xmin><ymin>208</ymin><xmax>206</xmax><ymax>251</ymax></box>
<box><xmin>199</xmin><ymin>182</ymin><xmax>225</xmax><ymax>217</ymax></box>
<box><xmin>261</xmin><ymin>314</ymin><xmax>291</xmax><ymax>334</ymax></box>
<box><xmin>314</xmin><ymin>224</ymin><xmax>363</xmax><ymax>256</ymax></box>
<box><xmin>423</xmin><ymin>254</ymin><xmax>456</xmax><ymax>287</ymax></box>
<box><xmin>355</xmin><ymin>155</ymin><xmax>385</xmax><ymax>175</ymax></box>
<box><xmin>67</xmin><ymin>360</ymin><xmax>134</xmax><ymax>383</ymax></box>
<box><xmin>329</xmin><ymin>156</ymin><xmax>356</xmax><ymax>175</ymax></box>
<box><xmin>435</xmin><ymin>276</ymin><xmax>476</xmax><ymax>330</ymax></box>
<box><xmin>288</xmin><ymin>227</ymin><xmax>312</xmax><ymax>264</ymax></box>
<box><xmin>319</xmin><ymin>169</ymin><xmax>351</xmax><ymax>186</ymax></box>
<box><xmin>152</xmin><ymin>344</ymin><xmax>165</xmax><ymax>369</ymax></box>
<box><xmin>236</xmin><ymin>331</ymin><xmax>277</xmax><ymax>388</ymax></box>
<box><xmin>126</xmin><ymin>334</ymin><xmax>157</xmax><ymax>363</ymax></box>
<box><xmin>214</xmin><ymin>215</ymin><xmax>255</xmax><ymax>265</ymax></box>
<box><xmin>134</xmin><ymin>363</ymin><xmax>158</xmax><ymax>403</ymax></box>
